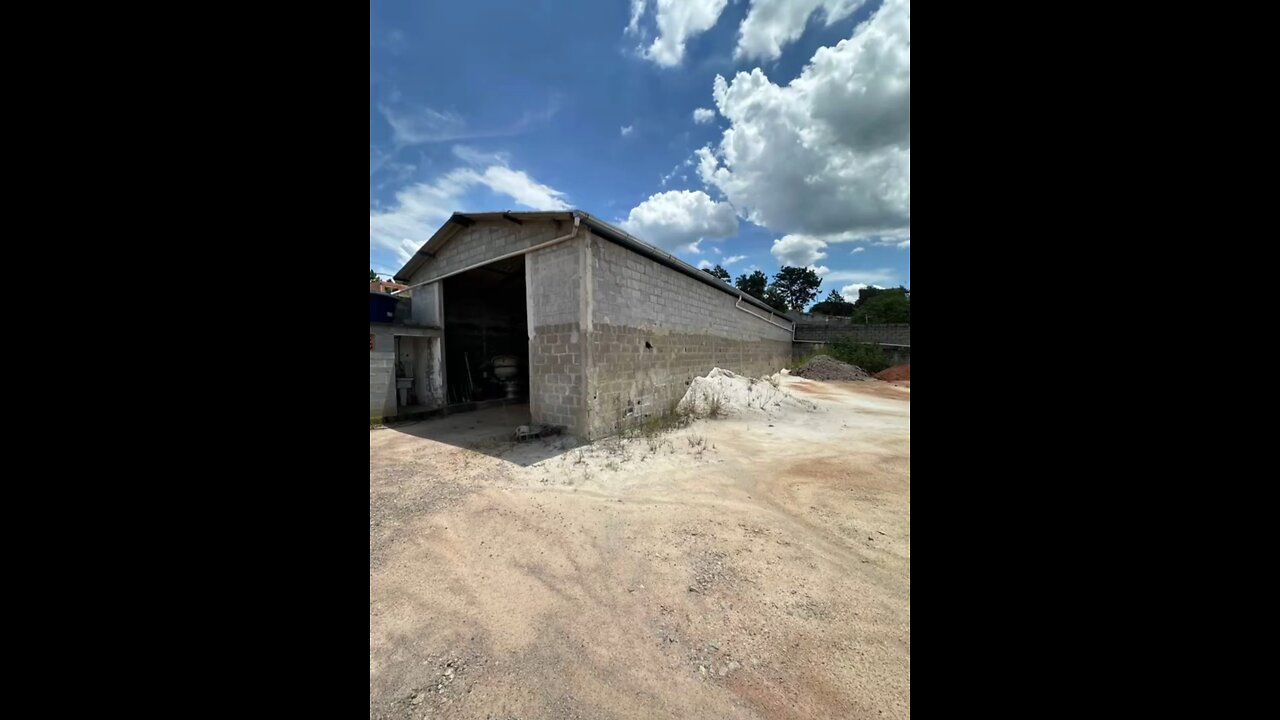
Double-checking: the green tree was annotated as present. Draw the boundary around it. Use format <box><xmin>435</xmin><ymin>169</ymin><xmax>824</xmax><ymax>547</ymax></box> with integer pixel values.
<box><xmin>827</xmin><ymin>337</ymin><xmax>891</xmax><ymax>373</ymax></box>
<box><xmin>370</xmin><ymin>269</ymin><xmax>379</xmax><ymax>282</ymax></box>
<box><xmin>850</xmin><ymin>286</ymin><xmax>910</xmax><ymax>323</ymax></box>
<box><xmin>734</xmin><ymin>270</ymin><xmax>768</xmax><ymax>300</ymax></box>
<box><xmin>762</xmin><ymin>285</ymin><xmax>790</xmax><ymax>312</ymax></box>
<box><xmin>769</xmin><ymin>266</ymin><xmax>823</xmax><ymax>312</ymax></box>
<box><xmin>701</xmin><ymin>264</ymin><xmax>731</xmax><ymax>281</ymax></box>
<box><xmin>811</xmin><ymin>289</ymin><xmax>855</xmax><ymax>316</ymax></box>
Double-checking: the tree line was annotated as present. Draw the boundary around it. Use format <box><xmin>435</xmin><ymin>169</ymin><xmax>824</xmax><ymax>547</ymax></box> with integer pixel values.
<box><xmin>700</xmin><ymin>264</ymin><xmax>909</xmax><ymax>323</ymax></box>
<box><xmin>699</xmin><ymin>264</ymin><xmax>817</xmax><ymax>312</ymax></box>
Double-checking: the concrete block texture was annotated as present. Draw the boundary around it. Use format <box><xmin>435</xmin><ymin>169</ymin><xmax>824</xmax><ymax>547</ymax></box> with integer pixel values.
<box><xmin>526</xmin><ymin>233</ymin><xmax>586</xmax><ymax>433</ymax></box>
<box><xmin>587</xmin><ymin>233</ymin><xmax>792</xmax><ymax>343</ymax></box>
<box><xmin>528</xmin><ymin>322</ymin><xmax>585</xmax><ymax>432</ymax></box>
<box><xmin>398</xmin><ymin>221</ymin><xmax>793</xmax><ymax>436</ymax></box>
<box><xmin>370</xmin><ymin>327</ymin><xmax>396</xmax><ymax>417</ymax></box>
<box><xmin>580</xmin><ymin>233</ymin><xmax>791</xmax><ymax>438</ymax></box>
<box><xmin>793</xmin><ymin>321</ymin><xmax>910</xmax><ymax>345</ymax></box>
<box><xmin>527</xmin><ymin>238</ymin><xmax>581</xmax><ymax>329</ymax></box>
<box><xmin>584</xmin><ymin>325</ymin><xmax>790</xmax><ymax>438</ymax></box>
<box><xmin>406</xmin><ymin>219</ymin><xmax>572</xmax><ymax>286</ymax></box>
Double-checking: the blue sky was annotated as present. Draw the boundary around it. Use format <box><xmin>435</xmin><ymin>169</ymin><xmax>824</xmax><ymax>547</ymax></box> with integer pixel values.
<box><xmin>370</xmin><ymin>0</ymin><xmax>910</xmax><ymax>307</ymax></box>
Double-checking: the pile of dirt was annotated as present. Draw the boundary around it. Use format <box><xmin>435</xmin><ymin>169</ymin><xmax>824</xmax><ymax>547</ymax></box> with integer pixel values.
<box><xmin>875</xmin><ymin>363</ymin><xmax>911</xmax><ymax>382</ymax></box>
<box><xmin>677</xmin><ymin>368</ymin><xmax>818</xmax><ymax>418</ymax></box>
<box><xmin>793</xmin><ymin>355</ymin><xmax>871</xmax><ymax>381</ymax></box>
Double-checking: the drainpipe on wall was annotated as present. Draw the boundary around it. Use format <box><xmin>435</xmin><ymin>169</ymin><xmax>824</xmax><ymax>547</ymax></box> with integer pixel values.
<box><xmin>735</xmin><ymin>293</ymin><xmax>795</xmax><ymax>339</ymax></box>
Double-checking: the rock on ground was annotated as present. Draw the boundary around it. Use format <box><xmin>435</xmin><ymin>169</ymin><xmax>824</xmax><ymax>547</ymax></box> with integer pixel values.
<box><xmin>793</xmin><ymin>355</ymin><xmax>871</xmax><ymax>381</ymax></box>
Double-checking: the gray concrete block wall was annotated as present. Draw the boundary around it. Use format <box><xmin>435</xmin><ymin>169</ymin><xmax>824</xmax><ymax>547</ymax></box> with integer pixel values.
<box><xmin>407</xmin><ymin>219</ymin><xmax>571</xmax><ymax>286</ymax></box>
<box><xmin>410</xmin><ymin>281</ymin><xmax>442</xmax><ymax>327</ymax></box>
<box><xmin>528</xmin><ymin>323</ymin><xmax>584</xmax><ymax>430</ymax></box>
<box><xmin>369</xmin><ymin>327</ymin><xmax>396</xmax><ymax>419</ymax></box>
<box><xmin>793</xmin><ymin>322</ymin><xmax>910</xmax><ymax>345</ymax></box>
<box><xmin>526</xmin><ymin>238</ymin><xmax>585</xmax><ymax>433</ymax></box>
<box><xmin>584</xmin><ymin>327</ymin><xmax>791</xmax><ymax>437</ymax></box>
<box><xmin>589</xmin><ymin>234</ymin><xmax>792</xmax><ymax>342</ymax></box>
<box><xmin>583</xmin><ymin>232</ymin><xmax>792</xmax><ymax>438</ymax></box>
<box><xmin>527</xmin><ymin>237</ymin><xmax>580</xmax><ymax>328</ymax></box>
<box><xmin>397</xmin><ymin>219</ymin><xmax>792</xmax><ymax>436</ymax></box>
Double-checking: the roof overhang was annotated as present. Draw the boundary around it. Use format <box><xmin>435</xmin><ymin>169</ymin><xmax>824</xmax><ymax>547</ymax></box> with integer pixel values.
<box><xmin>391</xmin><ymin>209</ymin><xmax>789</xmax><ymax>321</ymax></box>
<box><xmin>392</xmin><ymin>211</ymin><xmax>575</xmax><ymax>283</ymax></box>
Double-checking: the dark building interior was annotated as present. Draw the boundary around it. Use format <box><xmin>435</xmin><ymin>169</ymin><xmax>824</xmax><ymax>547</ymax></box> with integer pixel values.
<box><xmin>442</xmin><ymin>255</ymin><xmax>529</xmax><ymax>405</ymax></box>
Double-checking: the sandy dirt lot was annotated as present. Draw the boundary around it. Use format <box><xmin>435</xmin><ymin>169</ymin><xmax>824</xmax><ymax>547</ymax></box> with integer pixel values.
<box><xmin>370</xmin><ymin>375</ymin><xmax>909</xmax><ymax>719</ymax></box>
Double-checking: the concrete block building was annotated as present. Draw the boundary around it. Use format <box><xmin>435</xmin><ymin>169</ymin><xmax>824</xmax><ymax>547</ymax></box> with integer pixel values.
<box><xmin>371</xmin><ymin>210</ymin><xmax>793</xmax><ymax>438</ymax></box>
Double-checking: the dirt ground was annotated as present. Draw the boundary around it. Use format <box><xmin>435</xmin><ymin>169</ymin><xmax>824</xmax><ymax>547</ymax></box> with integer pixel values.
<box><xmin>370</xmin><ymin>376</ymin><xmax>910</xmax><ymax>719</ymax></box>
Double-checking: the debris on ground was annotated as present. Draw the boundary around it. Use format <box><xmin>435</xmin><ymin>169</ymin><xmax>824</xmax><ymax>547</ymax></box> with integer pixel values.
<box><xmin>793</xmin><ymin>355</ymin><xmax>871</xmax><ymax>381</ymax></box>
<box><xmin>677</xmin><ymin>368</ymin><xmax>818</xmax><ymax>418</ymax></box>
<box><xmin>514</xmin><ymin>424</ymin><xmax>560</xmax><ymax>442</ymax></box>
<box><xmin>874</xmin><ymin>363</ymin><xmax>910</xmax><ymax>382</ymax></box>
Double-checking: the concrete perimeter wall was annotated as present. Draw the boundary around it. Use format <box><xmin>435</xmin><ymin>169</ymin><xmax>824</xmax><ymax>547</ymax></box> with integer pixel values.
<box><xmin>370</xmin><ymin>326</ymin><xmax>396</xmax><ymax>420</ymax></box>
<box><xmin>793</xmin><ymin>321</ymin><xmax>910</xmax><ymax>345</ymax></box>
<box><xmin>582</xmin><ymin>231</ymin><xmax>792</xmax><ymax>438</ymax></box>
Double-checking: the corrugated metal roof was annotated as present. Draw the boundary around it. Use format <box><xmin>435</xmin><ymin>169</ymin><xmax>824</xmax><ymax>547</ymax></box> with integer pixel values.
<box><xmin>392</xmin><ymin>209</ymin><xmax>787</xmax><ymax>320</ymax></box>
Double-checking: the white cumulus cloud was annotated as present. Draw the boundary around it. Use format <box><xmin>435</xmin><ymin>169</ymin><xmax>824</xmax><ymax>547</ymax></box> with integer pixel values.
<box><xmin>698</xmin><ymin>0</ymin><xmax>909</xmax><ymax>241</ymax></box>
<box><xmin>722</xmin><ymin>254</ymin><xmax>747</xmax><ymax>265</ymax></box>
<box><xmin>735</xmin><ymin>0</ymin><xmax>867</xmax><ymax>62</ymax></box>
<box><xmin>627</xmin><ymin>0</ymin><xmax>647</xmax><ymax>35</ymax></box>
<box><xmin>693</xmin><ymin>107</ymin><xmax>716</xmax><ymax>124</ymax></box>
<box><xmin>632</xmin><ymin>0</ymin><xmax>729</xmax><ymax>67</ymax></box>
<box><xmin>840</xmin><ymin>283</ymin><xmax>884</xmax><ymax>302</ymax></box>
<box><xmin>620</xmin><ymin>190</ymin><xmax>739</xmax><ymax>253</ymax></box>
<box><xmin>771</xmin><ymin>235</ymin><xmax>828</xmax><ymax>266</ymax></box>
<box><xmin>621</xmin><ymin>125</ymin><xmax>634</xmax><ymax>137</ymax></box>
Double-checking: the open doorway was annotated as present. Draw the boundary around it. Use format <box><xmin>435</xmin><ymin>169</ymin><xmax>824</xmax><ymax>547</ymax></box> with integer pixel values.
<box><xmin>442</xmin><ymin>254</ymin><xmax>528</xmax><ymax>406</ymax></box>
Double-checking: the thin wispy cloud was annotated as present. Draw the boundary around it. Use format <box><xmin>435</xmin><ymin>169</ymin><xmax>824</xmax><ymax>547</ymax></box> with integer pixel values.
<box><xmin>821</xmin><ymin>268</ymin><xmax>896</xmax><ymax>284</ymax></box>
<box><xmin>377</xmin><ymin>97</ymin><xmax>561</xmax><ymax>147</ymax></box>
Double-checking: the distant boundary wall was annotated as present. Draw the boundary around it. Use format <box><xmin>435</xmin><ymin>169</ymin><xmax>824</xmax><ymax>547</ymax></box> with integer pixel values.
<box><xmin>792</xmin><ymin>322</ymin><xmax>910</xmax><ymax>345</ymax></box>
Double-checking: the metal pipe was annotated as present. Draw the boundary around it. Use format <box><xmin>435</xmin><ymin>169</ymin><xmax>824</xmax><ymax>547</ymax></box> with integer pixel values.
<box><xmin>735</xmin><ymin>293</ymin><xmax>795</xmax><ymax>338</ymax></box>
<box><xmin>390</xmin><ymin>214</ymin><xmax>582</xmax><ymax>295</ymax></box>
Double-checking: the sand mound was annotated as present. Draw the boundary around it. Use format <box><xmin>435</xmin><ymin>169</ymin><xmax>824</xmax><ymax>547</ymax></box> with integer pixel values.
<box><xmin>793</xmin><ymin>355</ymin><xmax>871</xmax><ymax>381</ymax></box>
<box><xmin>875</xmin><ymin>364</ymin><xmax>910</xmax><ymax>381</ymax></box>
<box><xmin>677</xmin><ymin>368</ymin><xmax>818</xmax><ymax>418</ymax></box>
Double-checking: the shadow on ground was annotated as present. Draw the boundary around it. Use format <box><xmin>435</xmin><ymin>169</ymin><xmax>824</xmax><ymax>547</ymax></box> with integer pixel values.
<box><xmin>379</xmin><ymin>403</ymin><xmax>582</xmax><ymax>466</ymax></box>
